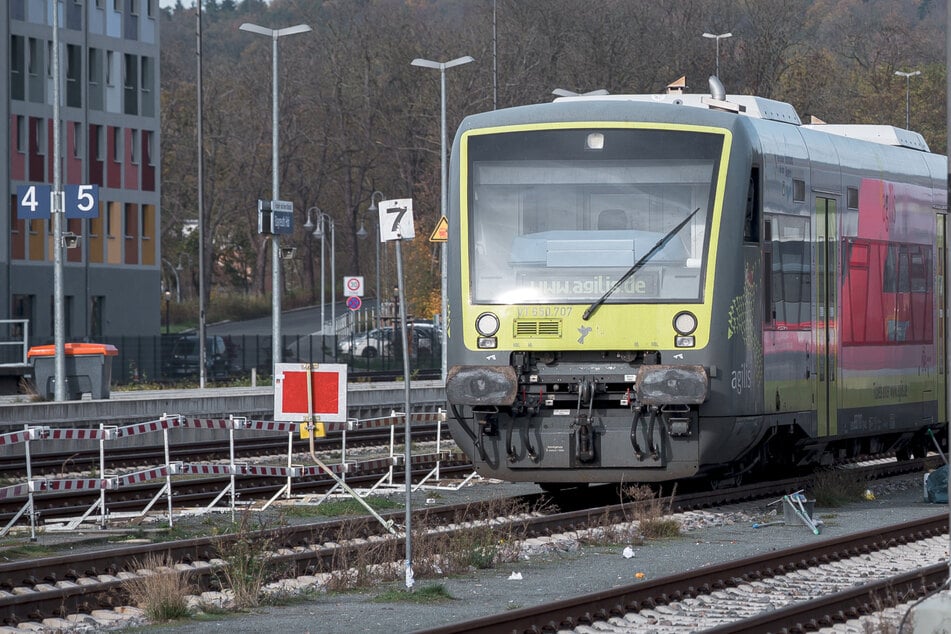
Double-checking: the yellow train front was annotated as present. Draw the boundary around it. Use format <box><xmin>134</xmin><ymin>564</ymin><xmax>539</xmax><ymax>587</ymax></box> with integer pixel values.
<box><xmin>444</xmin><ymin>83</ymin><xmax>948</xmax><ymax>488</ymax></box>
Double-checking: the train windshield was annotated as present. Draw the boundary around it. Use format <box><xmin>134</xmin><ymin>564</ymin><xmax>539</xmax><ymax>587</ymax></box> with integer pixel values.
<box><xmin>466</xmin><ymin>127</ymin><xmax>723</xmax><ymax>304</ymax></box>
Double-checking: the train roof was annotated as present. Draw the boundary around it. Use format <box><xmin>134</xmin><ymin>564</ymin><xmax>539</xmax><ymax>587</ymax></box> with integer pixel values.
<box><xmin>552</xmin><ymin>78</ymin><xmax>932</xmax><ymax>153</ymax></box>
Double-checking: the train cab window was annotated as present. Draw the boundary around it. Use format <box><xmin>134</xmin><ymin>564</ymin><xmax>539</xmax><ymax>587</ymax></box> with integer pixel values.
<box><xmin>465</xmin><ymin>127</ymin><xmax>723</xmax><ymax>304</ymax></box>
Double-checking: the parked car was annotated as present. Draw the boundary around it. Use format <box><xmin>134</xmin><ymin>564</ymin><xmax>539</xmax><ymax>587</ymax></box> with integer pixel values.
<box><xmin>337</xmin><ymin>328</ymin><xmax>393</xmax><ymax>358</ymax></box>
<box><xmin>164</xmin><ymin>335</ymin><xmax>232</xmax><ymax>380</ymax></box>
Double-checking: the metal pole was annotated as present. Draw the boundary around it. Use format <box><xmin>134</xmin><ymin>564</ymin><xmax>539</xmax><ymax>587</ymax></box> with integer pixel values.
<box><xmin>330</xmin><ymin>218</ymin><xmax>336</xmax><ymax>339</ymax></box>
<box><xmin>197</xmin><ymin>2</ymin><xmax>206</xmax><ymax>388</ymax></box>
<box><xmin>375</xmin><ymin>225</ymin><xmax>381</xmax><ymax>323</ymax></box>
<box><xmin>52</xmin><ymin>0</ymin><xmax>65</xmax><ymax>401</ymax></box>
<box><xmin>906</xmin><ymin>75</ymin><xmax>911</xmax><ymax>129</ymax></box>
<box><xmin>270</xmin><ymin>32</ymin><xmax>282</xmax><ymax>368</ymax></box>
<box><xmin>412</xmin><ymin>57</ymin><xmax>473</xmax><ymax>381</ymax></box>
<box><xmin>395</xmin><ymin>239</ymin><xmax>414</xmax><ymax>589</ymax></box>
<box><xmin>715</xmin><ymin>37</ymin><xmax>720</xmax><ymax>78</ymax></box>
<box><xmin>439</xmin><ymin>67</ymin><xmax>449</xmax><ymax>383</ymax></box>
<box><xmin>320</xmin><ymin>216</ymin><xmax>326</xmax><ymax>334</ymax></box>
<box><xmin>243</xmin><ymin>22</ymin><xmax>312</xmax><ymax>366</ymax></box>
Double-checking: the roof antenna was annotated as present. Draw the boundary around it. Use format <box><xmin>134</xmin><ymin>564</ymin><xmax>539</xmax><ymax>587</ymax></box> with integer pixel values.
<box><xmin>702</xmin><ymin>75</ymin><xmax>744</xmax><ymax>114</ymax></box>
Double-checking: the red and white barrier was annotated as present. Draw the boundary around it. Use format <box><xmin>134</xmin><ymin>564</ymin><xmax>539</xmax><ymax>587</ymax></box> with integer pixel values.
<box><xmin>0</xmin><ymin>408</ymin><xmax>460</xmax><ymax>537</ymax></box>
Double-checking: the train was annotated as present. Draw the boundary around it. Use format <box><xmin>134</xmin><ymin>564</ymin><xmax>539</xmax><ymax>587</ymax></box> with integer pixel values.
<box><xmin>443</xmin><ymin>77</ymin><xmax>948</xmax><ymax>489</ymax></box>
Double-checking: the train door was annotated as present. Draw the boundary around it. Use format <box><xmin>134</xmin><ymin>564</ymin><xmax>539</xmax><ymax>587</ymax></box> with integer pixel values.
<box><xmin>815</xmin><ymin>196</ymin><xmax>839</xmax><ymax>437</ymax></box>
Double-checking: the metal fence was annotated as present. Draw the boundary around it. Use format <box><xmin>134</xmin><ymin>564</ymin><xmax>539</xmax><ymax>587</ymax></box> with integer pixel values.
<box><xmin>28</xmin><ymin>331</ymin><xmax>442</xmax><ymax>386</ymax></box>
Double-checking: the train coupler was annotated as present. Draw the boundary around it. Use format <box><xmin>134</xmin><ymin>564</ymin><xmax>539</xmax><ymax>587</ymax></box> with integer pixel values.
<box><xmin>575</xmin><ymin>420</ymin><xmax>596</xmax><ymax>463</ymax></box>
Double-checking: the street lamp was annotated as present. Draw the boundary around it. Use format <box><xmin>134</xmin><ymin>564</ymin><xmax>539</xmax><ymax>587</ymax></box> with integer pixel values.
<box><xmin>164</xmin><ymin>290</ymin><xmax>172</xmax><ymax>335</ymax></box>
<box><xmin>307</xmin><ymin>208</ymin><xmax>336</xmax><ymax>336</ymax></box>
<box><xmin>359</xmin><ymin>191</ymin><xmax>385</xmax><ymax>323</ymax></box>
<box><xmin>702</xmin><ymin>32</ymin><xmax>732</xmax><ymax>78</ymax></box>
<box><xmin>895</xmin><ymin>69</ymin><xmax>921</xmax><ymax>129</ymax></box>
<box><xmin>239</xmin><ymin>21</ymin><xmax>312</xmax><ymax>367</ymax></box>
<box><xmin>410</xmin><ymin>55</ymin><xmax>474</xmax><ymax>383</ymax></box>
<box><xmin>162</xmin><ymin>258</ymin><xmax>181</xmax><ymax>302</ymax></box>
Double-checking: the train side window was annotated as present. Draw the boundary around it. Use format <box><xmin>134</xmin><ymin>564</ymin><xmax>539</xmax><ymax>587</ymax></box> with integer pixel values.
<box><xmin>744</xmin><ymin>168</ymin><xmax>760</xmax><ymax>243</ymax></box>
<box><xmin>792</xmin><ymin>179</ymin><xmax>805</xmax><ymax>203</ymax></box>
<box><xmin>847</xmin><ymin>187</ymin><xmax>858</xmax><ymax>210</ymax></box>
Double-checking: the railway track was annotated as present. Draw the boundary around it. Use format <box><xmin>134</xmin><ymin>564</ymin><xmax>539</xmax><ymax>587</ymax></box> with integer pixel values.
<box><xmin>423</xmin><ymin>515</ymin><xmax>948</xmax><ymax>633</ymax></box>
<box><xmin>0</xmin><ymin>457</ymin><xmax>935</xmax><ymax>628</ymax></box>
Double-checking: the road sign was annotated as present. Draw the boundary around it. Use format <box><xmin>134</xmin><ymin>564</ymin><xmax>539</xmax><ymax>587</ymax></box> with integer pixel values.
<box><xmin>17</xmin><ymin>185</ymin><xmax>51</xmax><ymax>220</ymax></box>
<box><xmin>378</xmin><ymin>198</ymin><xmax>415</xmax><ymax>241</ymax></box>
<box><xmin>273</xmin><ymin>363</ymin><xmax>348</xmax><ymax>423</ymax></box>
<box><xmin>344</xmin><ymin>276</ymin><xmax>364</xmax><ymax>297</ymax></box>
<box><xmin>258</xmin><ymin>199</ymin><xmax>294</xmax><ymax>235</ymax></box>
<box><xmin>429</xmin><ymin>216</ymin><xmax>448</xmax><ymax>242</ymax></box>
<box><xmin>65</xmin><ymin>184</ymin><xmax>99</xmax><ymax>219</ymax></box>
<box><xmin>346</xmin><ymin>296</ymin><xmax>362</xmax><ymax>311</ymax></box>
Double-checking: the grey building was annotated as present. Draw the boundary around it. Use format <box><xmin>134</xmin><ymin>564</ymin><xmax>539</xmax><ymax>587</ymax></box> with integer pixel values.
<box><xmin>3</xmin><ymin>0</ymin><xmax>162</xmax><ymax>348</ymax></box>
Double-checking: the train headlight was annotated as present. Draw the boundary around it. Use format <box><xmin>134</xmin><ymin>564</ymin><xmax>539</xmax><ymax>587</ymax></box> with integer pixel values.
<box><xmin>475</xmin><ymin>312</ymin><xmax>500</xmax><ymax>337</ymax></box>
<box><xmin>673</xmin><ymin>311</ymin><xmax>698</xmax><ymax>336</ymax></box>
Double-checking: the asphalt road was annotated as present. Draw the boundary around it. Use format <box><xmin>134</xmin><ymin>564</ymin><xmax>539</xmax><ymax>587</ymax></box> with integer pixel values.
<box><xmin>204</xmin><ymin>302</ymin><xmax>357</xmax><ymax>337</ymax></box>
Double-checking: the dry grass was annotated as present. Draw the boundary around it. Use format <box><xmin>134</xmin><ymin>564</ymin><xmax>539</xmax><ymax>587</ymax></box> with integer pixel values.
<box><xmin>123</xmin><ymin>554</ymin><xmax>194</xmax><ymax>622</ymax></box>
<box><xmin>214</xmin><ymin>511</ymin><xmax>292</xmax><ymax>608</ymax></box>
<box><xmin>321</xmin><ymin>497</ymin><xmax>530</xmax><ymax>592</ymax></box>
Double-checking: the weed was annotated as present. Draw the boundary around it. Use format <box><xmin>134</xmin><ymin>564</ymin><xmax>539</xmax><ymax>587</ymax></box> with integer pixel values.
<box><xmin>374</xmin><ymin>583</ymin><xmax>454</xmax><ymax>603</ymax></box>
<box><xmin>123</xmin><ymin>554</ymin><xmax>194</xmax><ymax>622</ymax></box>
<box><xmin>281</xmin><ymin>496</ymin><xmax>400</xmax><ymax>519</ymax></box>
<box><xmin>812</xmin><ymin>468</ymin><xmax>868</xmax><ymax>507</ymax></box>
<box><xmin>622</xmin><ymin>484</ymin><xmax>681</xmax><ymax>541</ymax></box>
<box><xmin>213</xmin><ymin>510</ymin><xmax>290</xmax><ymax>609</ymax></box>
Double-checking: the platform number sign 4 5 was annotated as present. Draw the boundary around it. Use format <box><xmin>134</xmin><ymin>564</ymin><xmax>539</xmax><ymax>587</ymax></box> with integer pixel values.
<box><xmin>16</xmin><ymin>184</ymin><xmax>99</xmax><ymax>220</ymax></box>
<box><xmin>378</xmin><ymin>198</ymin><xmax>415</xmax><ymax>241</ymax></box>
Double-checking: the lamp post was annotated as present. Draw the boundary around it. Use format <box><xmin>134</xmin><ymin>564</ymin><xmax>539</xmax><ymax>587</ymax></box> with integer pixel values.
<box><xmin>164</xmin><ymin>290</ymin><xmax>171</xmax><ymax>335</ymax></box>
<box><xmin>307</xmin><ymin>208</ymin><xmax>336</xmax><ymax>336</ymax></box>
<box><xmin>162</xmin><ymin>258</ymin><xmax>181</xmax><ymax>303</ymax></box>
<box><xmin>239</xmin><ymin>21</ymin><xmax>312</xmax><ymax>367</ymax></box>
<box><xmin>410</xmin><ymin>55</ymin><xmax>474</xmax><ymax>383</ymax></box>
<box><xmin>895</xmin><ymin>69</ymin><xmax>921</xmax><ymax>129</ymax></box>
<box><xmin>359</xmin><ymin>191</ymin><xmax>385</xmax><ymax>323</ymax></box>
<box><xmin>702</xmin><ymin>32</ymin><xmax>732</xmax><ymax>78</ymax></box>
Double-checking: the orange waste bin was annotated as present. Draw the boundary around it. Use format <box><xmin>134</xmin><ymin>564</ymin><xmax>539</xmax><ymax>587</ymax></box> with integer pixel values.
<box><xmin>27</xmin><ymin>343</ymin><xmax>118</xmax><ymax>400</ymax></box>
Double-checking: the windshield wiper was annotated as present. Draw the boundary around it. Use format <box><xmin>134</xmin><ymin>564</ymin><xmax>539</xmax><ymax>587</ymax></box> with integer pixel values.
<box><xmin>582</xmin><ymin>207</ymin><xmax>701</xmax><ymax>321</ymax></box>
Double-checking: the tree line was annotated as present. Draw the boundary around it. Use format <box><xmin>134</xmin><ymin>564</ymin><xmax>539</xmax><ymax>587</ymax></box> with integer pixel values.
<box><xmin>159</xmin><ymin>0</ymin><xmax>947</xmax><ymax>319</ymax></box>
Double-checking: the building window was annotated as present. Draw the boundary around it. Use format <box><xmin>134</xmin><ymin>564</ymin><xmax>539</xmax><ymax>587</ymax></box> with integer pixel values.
<box><xmin>66</xmin><ymin>44</ymin><xmax>82</xmax><ymax>108</ymax></box>
<box><xmin>144</xmin><ymin>130</ymin><xmax>154</xmax><ymax>165</ymax></box>
<box><xmin>94</xmin><ymin>125</ymin><xmax>105</xmax><ymax>161</ymax></box>
<box><xmin>35</xmin><ymin>119</ymin><xmax>47</xmax><ymax>156</ymax></box>
<box><xmin>11</xmin><ymin>35</ymin><xmax>25</xmax><ymax>101</ymax></box>
<box><xmin>123</xmin><ymin>54</ymin><xmax>138</xmax><ymax>115</ymax></box>
<box><xmin>73</xmin><ymin>122</ymin><xmax>83</xmax><ymax>158</ymax></box>
<box><xmin>28</xmin><ymin>38</ymin><xmax>40</xmax><ymax>78</ymax></box>
<box><xmin>131</xmin><ymin>0</ymin><xmax>139</xmax><ymax>15</ymax></box>
<box><xmin>130</xmin><ymin>129</ymin><xmax>139</xmax><ymax>164</ymax></box>
<box><xmin>16</xmin><ymin>116</ymin><xmax>26</xmax><ymax>153</ymax></box>
<box><xmin>112</xmin><ymin>126</ymin><xmax>122</xmax><ymax>163</ymax></box>
<box><xmin>106</xmin><ymin>50</ymin><xmax>114</xmax><ymax>86</ymax></box>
